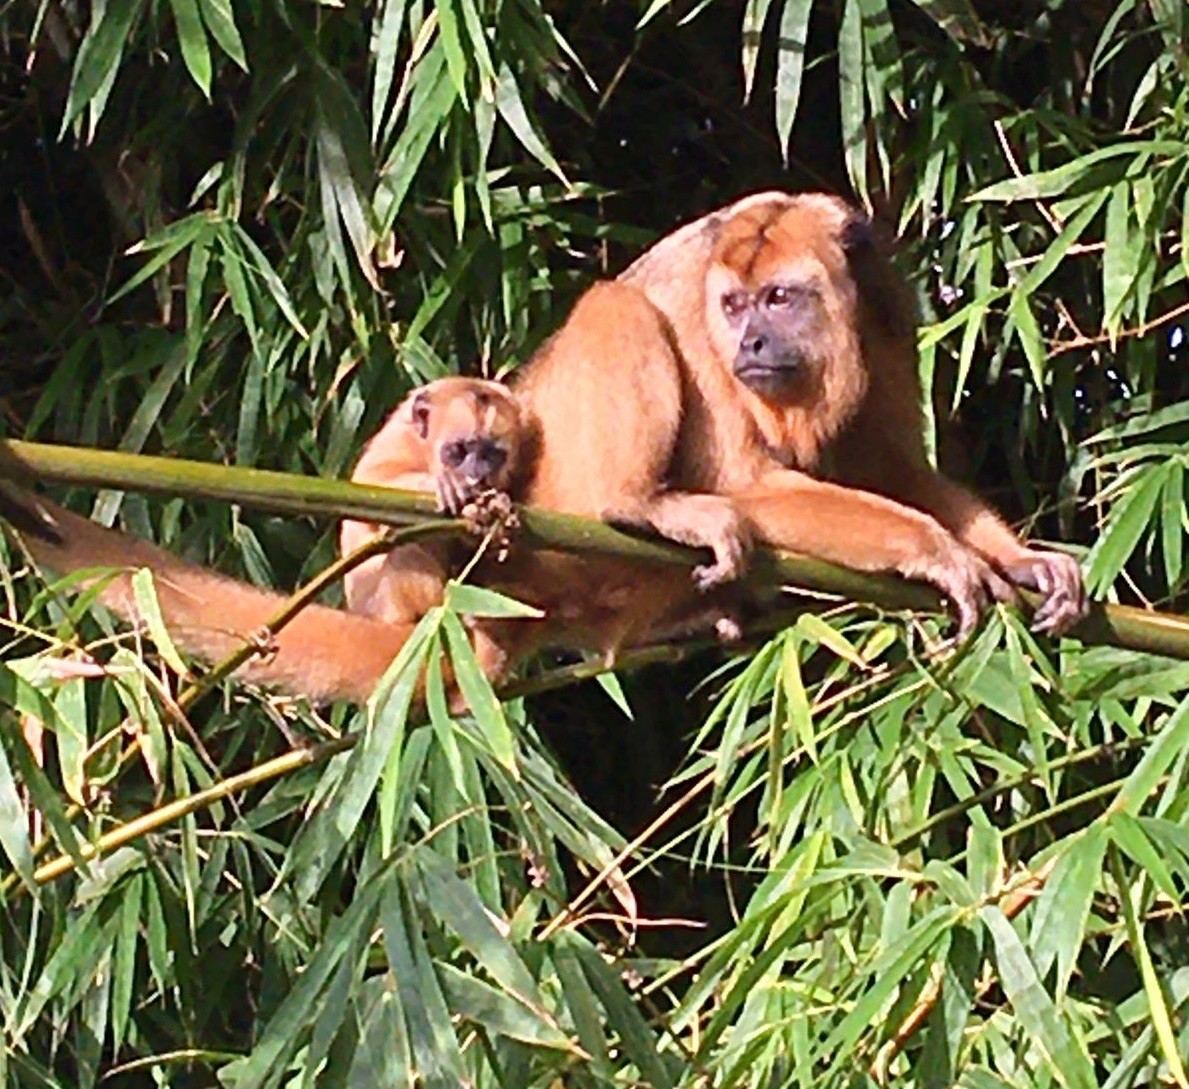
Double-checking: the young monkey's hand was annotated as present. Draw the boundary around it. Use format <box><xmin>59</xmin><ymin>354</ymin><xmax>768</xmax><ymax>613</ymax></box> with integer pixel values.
<box><xmin>435</xmin><ymin>470</ymin><xmax>487</xmax><ymax>516</ymax></box>
<box><xmin>461</xmin><ymin>490</ymin><xmax>520</xmax><ymax>560</ymax></box>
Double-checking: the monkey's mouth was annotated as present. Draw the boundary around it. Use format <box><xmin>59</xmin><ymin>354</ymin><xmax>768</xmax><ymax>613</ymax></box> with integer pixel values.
<box><xmin>734</xmin><ymin>359</ymin><xmax>809</xmax><ymax>400</ymax></box>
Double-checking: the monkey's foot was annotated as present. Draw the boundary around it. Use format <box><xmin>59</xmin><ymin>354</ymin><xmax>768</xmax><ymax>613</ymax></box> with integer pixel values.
<box><xmin>714</xmin><ymin>614</ymin><xmax>744</xmax><ymax>643</ymax></box>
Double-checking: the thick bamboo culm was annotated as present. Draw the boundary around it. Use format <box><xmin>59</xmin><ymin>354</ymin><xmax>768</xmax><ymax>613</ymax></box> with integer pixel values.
<box><xmin>3</xmin><ymin>438</ymin><xmax>1188</xmax><ymax>660</ymax></box>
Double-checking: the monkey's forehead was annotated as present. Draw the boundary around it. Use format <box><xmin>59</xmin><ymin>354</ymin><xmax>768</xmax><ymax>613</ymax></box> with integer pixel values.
<box><xmin>414</xmin><ymin>376</ymin><xmax>519</xmax><ymax>412</ymax></box>
<box><xmin>434</xmin><ymin>394</ymin><xmax>521</xmax><ymax>436</ymax></box>
<box><xmin>714</xmin><ymin>193</ymin><xmax>854</xmax><ymax>282</ymax></box>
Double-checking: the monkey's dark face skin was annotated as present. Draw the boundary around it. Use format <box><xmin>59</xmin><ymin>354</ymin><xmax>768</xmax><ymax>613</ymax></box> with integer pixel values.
<box><xmin>719</xmin><ymin>282</ymin><xmax>827</xmax><ymax>403</ymax></box>
<box><xmin>438</xmin><ymin>435</ymin><xmax>511</xmax><ymax>489</ymax></box>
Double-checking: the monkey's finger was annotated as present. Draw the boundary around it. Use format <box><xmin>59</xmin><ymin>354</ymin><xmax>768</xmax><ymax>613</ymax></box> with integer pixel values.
<box><xmin>1031</xmin><ymin>557</ymin><xmax>1087</xmax><ymax>635</ymax></box>
<box><xmin>936</xmin><ymin>559</ymin><xmax>991</xmax><ymax>641</ymax></box>
<box><xmin>982</xmin><ymin>564</ymin><xmax>1019</xmax><ymax>606</ymax></box>
<box><xmin>1005</xmin><ymin>551</ymin><xmax>1087</xmax><ymax>636</ymax></box>
<box><xmin>436</xmin><ymin>475</ymin><xmax>466</xmax><ymax>515</ymax></box>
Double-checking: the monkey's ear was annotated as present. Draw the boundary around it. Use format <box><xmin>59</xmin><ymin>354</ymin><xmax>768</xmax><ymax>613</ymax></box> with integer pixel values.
<box><xmin>840</xmin><ymin>212</ymin><xmax>876</xmax><ymax>255</ymax></box>
<box><xmin>840</xmin><ymin>211</ymin><xmax>917</xmax><ymax>340</ymax></box>
<box><xmin>410</xmin><ymin>393</ymin><xmax>431</xmax><ymax>439</ymax></box>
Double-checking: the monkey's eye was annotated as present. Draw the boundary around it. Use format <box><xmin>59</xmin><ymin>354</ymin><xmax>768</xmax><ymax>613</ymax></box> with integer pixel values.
<box><xmin>721</xmin><ymin>291</ymin><xmax>749</xmax><ymax>319</ymax></box>
<box><xmin>479</xmin><ymin>441</ymin><xmax>508</xmax><ymax>471</ymax></box>
<box><xmin>410</xmin><ymin>398</ymin><xmax>431</xmax><ymax>435</ymax></box>
<box><xmin>442</xmin><ymin>440</ymin><xmax>468</xmax><ymax>468</ymax></box>
<box><xmin>766</xmin><ymin>285</ymin><xmax>796</xmax><ymax>307</ymax></box>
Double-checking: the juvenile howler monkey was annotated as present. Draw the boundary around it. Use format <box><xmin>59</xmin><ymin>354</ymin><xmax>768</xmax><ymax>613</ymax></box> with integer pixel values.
<box><xmin>340</xmin><ymin>376</ymin><xmax>524</xmax><ymax>625</ymax></box>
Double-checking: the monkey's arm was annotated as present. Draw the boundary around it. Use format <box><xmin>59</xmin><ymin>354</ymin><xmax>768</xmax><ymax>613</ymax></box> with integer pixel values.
<box><xmin>2</xmin><ymin>486</ymin><xmax>411</xmax><ymax>703</ymax></box>
<box><xmin>729</xmin><ymin>469</ymin><xmax>1013</xmax><ymax>636</ymax></box>
<box><xmin>879</xmin><ymin>468</ymin><xmax>1085</xmax><ymax>634</ymax></box>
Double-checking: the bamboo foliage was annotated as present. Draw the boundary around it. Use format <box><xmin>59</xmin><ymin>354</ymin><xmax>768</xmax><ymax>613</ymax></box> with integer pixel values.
<box><xmin>2</xmin><ymin>0</ymin><xmax>1189</xmax><ymax>1087</ymax></box>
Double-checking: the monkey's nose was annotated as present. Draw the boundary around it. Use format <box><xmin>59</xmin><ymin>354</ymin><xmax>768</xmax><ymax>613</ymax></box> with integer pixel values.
<box><xmin>744</xmin><ymin>334</ymin><xmax>767</xmax><ymax>355</ymax></box>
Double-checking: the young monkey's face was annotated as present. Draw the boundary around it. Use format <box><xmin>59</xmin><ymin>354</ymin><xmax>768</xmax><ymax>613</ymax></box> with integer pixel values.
<box><xmin>407</xmin><ymin>377</ymin><xmax>523</xmax><ymax>514</ymax></box>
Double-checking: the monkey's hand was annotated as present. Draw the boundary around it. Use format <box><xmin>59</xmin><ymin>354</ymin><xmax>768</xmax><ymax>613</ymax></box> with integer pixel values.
<box><xmin>1002</xmin><ymin>550</ymin><xmax>1086</xmax><ymax>635</ymax></box>
<box><xmin>907</xmin><ymin>531</ymin><xmax>1017</xmax><ymax>641</ymax></box>
<box><xmin>435</xmin><ymin>470</ymin><xmax>487</xmax><ymax>516</ymax></box>
<box><xmin>461</xmin><ymin>490</ymin><xmax>520</xmax><ymax>560</ymax></box>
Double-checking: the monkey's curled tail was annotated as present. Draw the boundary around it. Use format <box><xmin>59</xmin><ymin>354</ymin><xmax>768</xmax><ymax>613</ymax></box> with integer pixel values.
<box><xmin>0</xmin><ymin>486</ymin><xmax>409</xmax><ymax>704</ymax></box>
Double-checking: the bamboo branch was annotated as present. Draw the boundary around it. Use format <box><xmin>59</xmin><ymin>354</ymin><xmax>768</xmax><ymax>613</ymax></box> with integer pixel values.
<box><xmin>3</xmin><ymin>438</ymin><xmax>1189</xmax><ymax>660</ymax></box>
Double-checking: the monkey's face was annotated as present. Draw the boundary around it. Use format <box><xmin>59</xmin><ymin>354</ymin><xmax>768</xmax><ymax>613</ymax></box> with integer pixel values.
<box><xmin>435</xmin><ymin>432</ymin><xmax>513</xmax><ymax>491</ymax></box>
<box><xmin>705</xmin><ymin>194</ymin><xmax>877</xmax><ymax>414</ymax></box>
<box><xmin>409</xmin><ymin>378</ymin><xmax>522</xmax><ymax>493</ymax></box>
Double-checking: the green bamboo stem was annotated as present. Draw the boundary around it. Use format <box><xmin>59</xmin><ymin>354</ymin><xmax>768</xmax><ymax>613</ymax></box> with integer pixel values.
<box><xmin>30</xmin><ymin>738</ymin><xmax>355</xmax><ymax>884</ymax></box>
<box><xmin>3</xmin><ymin>437</ymin><xmax>1189</xmax><ymax>659</ymax></box>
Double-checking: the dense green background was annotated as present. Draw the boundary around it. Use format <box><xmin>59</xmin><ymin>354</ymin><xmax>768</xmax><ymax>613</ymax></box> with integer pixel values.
<box><xmin>2</xmin><ymin>0</ymin><xmax>1189</xmax><ymax>1085</ymax></box>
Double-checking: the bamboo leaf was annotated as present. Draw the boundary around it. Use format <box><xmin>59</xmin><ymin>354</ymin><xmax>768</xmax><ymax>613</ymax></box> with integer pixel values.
<box><xmin>741</xmin><ymin>0</ymin><xmax>778</xmax><ymax>101</ymax></box>
<box><xmin>197</xmin><ymin>0</ymin><xmax>246</xmax><ymax>69</ymax></box>
<box><xmin>982</xmin><ymin>906</ymin><xmax>1096</xmax><ymax>1089</ymax></box>
<box><xmin>774</xmin><ymin>0</ymin><xmax>814</xmax><ymax>154</ymax></box>
<box><xmin>494</xmin><ymin>64</ymin><xmax>567</xmax><ymax>184</ymax></box>
<box><xmin>63</xmin><ymin>0</ymin><xmax>146</xmax><ymax>132</ymax></box>
<box><xmin>441</xmin><ymin>610</ymin><xmax>517</xmax><ymax>772</ymax></box>
<box><xmin>1110</xmin><ymin>847</ymin><xmax>1189</xmax><ymax>1089</ymax></box>
<box><xmin>168</xmin><ymin>0</ymin><xmax>212</xmax><ymax>96</ymax></box>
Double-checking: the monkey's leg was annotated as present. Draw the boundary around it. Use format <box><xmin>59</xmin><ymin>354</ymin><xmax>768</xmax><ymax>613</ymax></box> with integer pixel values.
<box><xmin>731</xmin><ymin>470</ymin><xmax>1014</xmax><ymax>637</ymax></box>
<box><xmin>887</xmin><ymin>470</ymin><xmax>1086</xmax><ymax>635</ymax></box>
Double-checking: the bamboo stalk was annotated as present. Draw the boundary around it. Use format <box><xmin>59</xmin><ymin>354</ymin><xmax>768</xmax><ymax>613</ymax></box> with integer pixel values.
<box><xmin>3</xmin><ymin>438</ymin><xmax>1189</xmax><ymax>660</ymax></box>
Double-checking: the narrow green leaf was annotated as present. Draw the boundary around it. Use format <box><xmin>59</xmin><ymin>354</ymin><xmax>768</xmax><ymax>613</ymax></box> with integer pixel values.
<box><xmin>1111</xmin><ymin>695</ymin><xmax>1189</xmax><ymax>816</ymax></box>
<box><xmin>909</xmin><ymin>0</ymin><xmax>987</xmax><ymax>45</ymax></box>
<box><xmin>1110</xmin><ymin>847</ymin><xmax>1189</xmax><ymax>1089</ymax></box>
<box><xmin>838</xmin><ymin>0</ymin><xmax>868</xmax><ymax>202</ymax></box>
<box><xmin>286</xmin><ymin>620</ymin><xmax>432</xmax><ymax>901</ymax></box>
<box><xmin>110</xmin><ymin>874</ymin><xmax>142</xmax><ymax>1053</ymax></box>
<box><xmin>168</xmin><ymin>0</ymin><xmax>212</xmax><ymax>96</ymax></box>
<box><xmin>443</xmin><ymin>581</ymin><xmax>543</xmax><ymax>619</ymax></box>
<box><xmin>1017</xmin><ymin>190</ymin><xmax>1110</xmax><ymax>295</ymax></box>
<box><xmin>1028</xmin><ymin>826</ymin><xmax>1106</xmax><ymax>997</ymax></box>
<box><xmin>197</xmin><ymin>0</ymin><xmax>247</xmax><ymax>68</ymax></box>
<box><xmin>567</xmin><ymin>933</ymin><xmax>673</xmax><ymax>1089</ymax></box>
<box><xmin>110</xmin><ymin>213</ymin><xmax>214</xmax><ymax>304</ymax></box>
<box><xmin>780</xmin><ymin>634</ymin><xmax>816</xmax><ymax>761</ymax></box>
<box><xmin>437</xmin><ymin>963</ymin><xmax>572</xmax><ymax>1049</ymax></box>
<box><xmin>982</xmin><ymin>906</ymin><xmax>1096</xmax><ymax>1089</ymax></box>
<box><xmin>131</xmin><ymin>568</ymin><xmax>190</xmax><ymax>677</ymax></box>
<box><xmin>1162</xmin><ymin>459</ymin><xmax>1184</xmax><ymax>589</ymax></box>
<box><xmin>441</xmin><ymin>610</ymin><xmax>517</xmax><ymax>772</ymax></box>
<box><xmin>370</xmin><ymin>0</ymin><xmax>408</xmax><ymax>144</ymax></box>
<box><xmin>494</xmin><ymin>65</ymin><xmax>566</xmax><ymax>184</ymax></box>
<box><xmin>1086</xmin><ymin>463</ymin><xmax>1165</xmax><ymax>593</ymax></box>
<box><xmin>1007</xmin><ymin>289</ymin><xmax>1047</xmax><ymax>392</ymax></box>
<box><xmin>315</xmin><ymin>117</ymin><xmax>379</xmax><ymax>289</ymax></box>
<box><xmin>0</xmin><ymin>731</ymin><xmax>35</xmax><ymax>891</ymax></box>
<box><xmin>595</xmin><ymin>672</ymin><xmax>634</xmax><ymax>719</ymax></box>
<box><xmin>222</xmin><ymin>887</ymin><xmax>378</xmax><ymax>1088</ymax></box>
<box><xmin>1103</xmin><ymin>182</ymin><xmax>1134</xmax><ymax>335</ymax></box>
<box><xmin>1110</xmin><ymin>813</ymin><xmax>1180</xmax><ymax>904</ymax></box>
<box><xmin>62</xmin><ymin>0</ymin><xmax>146</xmax><ymax>132</ymax></box>
<box><xmin>741</xmin><ymin>0</ymin><xmax>778</xmax><ymax>101</ymax></box>
<box><xmin>971</xmin><ymin>141</ymin><xmax>1184</xmax><ymax>202</ymax></box>
<box><xmin>435</xmin><ymin>0</ymin><xmax>471</xmax><ymax>103</ymax></box>
<box><xmin>774</xmin><ymin>0</ymin><xmax>813</xmax><ymax>153</ymax></box>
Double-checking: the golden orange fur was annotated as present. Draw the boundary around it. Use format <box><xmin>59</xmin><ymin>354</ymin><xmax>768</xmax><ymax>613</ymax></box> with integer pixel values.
<box><xmin>0</xmin><ymin>190</ymin><xmax>1085</xmax><ymax>706</ymax></box>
